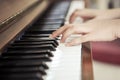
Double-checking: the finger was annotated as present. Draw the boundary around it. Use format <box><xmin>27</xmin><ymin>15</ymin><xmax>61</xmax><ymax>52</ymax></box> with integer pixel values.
<box><xmin>50</xmin><ymin>24</ymin><xmax>72</xmax><ymax>38</ymax></box>
<box><xmin>60</xmin><ymin>24</ymin><xmax>90</xmax><ymax>43</ymax></box>
<box><xmin>74</xmin><ymin>24</ymin><xmax>91</xmax><ymax>34</ymax></box>
<box><xmin>60</xmin><ymin>27</ymin><xmax>74</xmax><ymax>43</ymax></box>
<box><xmin>65</xmin><ymin>35</ymin><xmax>91</xmax><ymax>46</ymax></box>
<box><xmin>69</xmin><ymin>9</ymin><xmax>80</xmax><ymax>23</ymax></box>
<box><xmin>69</xmin><ymin>9</ymin><xmax>97</xmax><ymax>23</ymax></box>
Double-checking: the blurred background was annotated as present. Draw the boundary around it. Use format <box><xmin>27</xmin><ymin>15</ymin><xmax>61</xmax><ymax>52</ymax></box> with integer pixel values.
<box><xmin>85</xmin><ymin>0</ymin><xmax>120</xmax><ymax>9</ymax></box>
<box><xmin>83</xmin><ymin>0</ymin><xmax>120</xmax><ymax>80</ymax></box>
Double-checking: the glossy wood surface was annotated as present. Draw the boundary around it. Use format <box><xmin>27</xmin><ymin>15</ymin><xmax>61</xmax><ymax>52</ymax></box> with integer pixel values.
<box><xmin>82</xmin><ymin>42</ymin><xmax>94</xmax><ymax>80</ymax></box>
<box><xmin>0</xmin><ymin>0</ymin><xmax>39</xmax><ymax>23</ymax></box>
<box><xmin>0</xmin><ymin>0</ymin><xmax>51</xmax><ymax>52</ymax></box>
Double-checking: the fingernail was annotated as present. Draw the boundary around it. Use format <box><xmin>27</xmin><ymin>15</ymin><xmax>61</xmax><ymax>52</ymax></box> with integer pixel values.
<box><xmin>49</xmin><ymin>34</ymin><xmax>53</xmax><ymax>39</ymax></box>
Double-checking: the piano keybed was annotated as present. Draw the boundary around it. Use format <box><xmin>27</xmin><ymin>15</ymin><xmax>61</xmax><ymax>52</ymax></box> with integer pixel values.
<box><xmin>0</xmin><ymin>1</ymin><xmax>72</xmax><ymax>80</ymax></box>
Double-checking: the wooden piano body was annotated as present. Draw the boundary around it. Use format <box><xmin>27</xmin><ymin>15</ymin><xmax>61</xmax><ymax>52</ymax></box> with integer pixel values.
<box><xmin>0</xmin><ymin>0</ymin><xmax>93</xmax><ymax>80</ymax></box>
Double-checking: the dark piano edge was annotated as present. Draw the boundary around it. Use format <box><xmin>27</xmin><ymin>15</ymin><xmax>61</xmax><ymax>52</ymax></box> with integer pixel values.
<box><xmin>82</xmin><ymin>42</ymin><xmax>94</xmax><ymax>80</ymax></box>
<box><xmin>0</xmin><ymin>0</ymin><xmax>42</xmax><ymax>33</ymax></box>
<box><xmin>0</xmin><ymin>0</ymin><xmax>55</xmax><ymax>53</ymax></box>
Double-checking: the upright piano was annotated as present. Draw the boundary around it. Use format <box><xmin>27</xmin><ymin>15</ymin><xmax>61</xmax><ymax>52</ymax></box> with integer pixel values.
<box><xmin>0</xmin><ymin>0</ymin><xmax>93</xmax><ymax>80</ymax></box>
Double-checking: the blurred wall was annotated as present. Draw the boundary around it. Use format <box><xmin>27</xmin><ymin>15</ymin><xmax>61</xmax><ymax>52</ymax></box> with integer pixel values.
<box><xmin>85</xmin><ymin>0</ymin><xmax>120</xmax><ymax>9</ymax></box>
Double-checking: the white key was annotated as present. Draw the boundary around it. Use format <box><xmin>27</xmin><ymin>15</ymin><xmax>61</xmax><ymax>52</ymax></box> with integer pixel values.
<box><xmin>44</xmin><ymin>1</ymin><xmax>84</xmax><ymax>80</ymax></box>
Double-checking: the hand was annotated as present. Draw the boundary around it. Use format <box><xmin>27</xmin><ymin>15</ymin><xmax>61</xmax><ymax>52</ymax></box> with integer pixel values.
<box><xmin>50</xmin><ymin>19</ymin><xmax>120</xmax><ymax>46</ymax></box>
<box><xmin>69</xmin><ymin>9</ymin><xmax>120</xmax><ymax>23</ymax></box>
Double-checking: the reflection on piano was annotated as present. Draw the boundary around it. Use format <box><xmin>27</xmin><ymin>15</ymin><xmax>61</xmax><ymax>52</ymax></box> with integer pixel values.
<box><xmin>0</xmin><ymin>0</ymin><xmax>93</xmax><ymax>80</ymax></box>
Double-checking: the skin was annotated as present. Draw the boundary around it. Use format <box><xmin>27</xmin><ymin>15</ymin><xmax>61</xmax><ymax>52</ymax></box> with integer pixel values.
<box><xmin>50</xmin><ymin>9</ymin><xmax>120</xmax><ymax>46</ymax></box>
<box><xmin>70</xmin><ymin>9</ymin><xmax>120</xmax><ymax>23</ymax></box>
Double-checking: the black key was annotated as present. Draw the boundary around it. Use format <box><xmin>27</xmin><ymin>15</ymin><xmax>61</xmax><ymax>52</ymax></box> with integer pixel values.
<box><xmin>39</xmin><ymin>14</ymin><xmax>65</xmax><ymax>20</ymax></box>
<box><xmin>50</xmin><ymin>7</ymin><xmax>69</xmax><ymax>12</ymax></box>
<box><xmin>0</xmin><ymin>66</ymin><xmax>46</xmax><ymax>75</ymax></box>
<box><xmin>12</xmin><ymin>41</ymin><xmax>58</xmax><ymax>47</ymax></box>
<box><xmin>20</xmin><ymin>37</ymin><xmax>55</xmax><ymax>40</ymax></box>
<box><xmin>44</xmin><ymin>12</ymin><xmax>66</xmax><ymax>16</ymax></box>
<box><xmin>45</xmin><ymin>9</ymin><xmax>67</xmax><ymax>14</ymax></box>
<box><xmin>47</xmin><ymin>11</ymin><xmax>66</xmax><ymax>15</ymax></box>
<box><xmin>23</xmin><ymin>34</ymin><xmax>50</xmax><ymax>37</ymax></box>
<box><xmin>15</xmin><ymin>39</ymin><xmax>59</xmax><ymax>45</ymax></box>
<box><xmin>0</xmin><ymin>60</ymin><xmax>49</xmax><ymax>69</ymax></box>
<box><xmin>23</xmin><ymin>33</ymin><xmax>59</xmax><ymax>39</ymax></box>
<box><xmin>50</xmin><ymin>1</ymin><xmax>71</xmax><ymax>13</ymax></box>
<box><xmin>3</xmin><ymin>50</ymin><xmax>53</xmax><ymax>57</ymax></box>
<box><xmin>31</xmin><ymin>24</ymin><xmax>61</xmax><ymax>29</ymax></box>
<box><xmin>21</xmin><ymin>34</ymin><xmax>59</xmax><ymax>40</ymax></box>
<box><xmin>37</xmin><ymin>20</ymin><xmax>64</xmax><ymax>24</ymax></box>
<box><xmin>25</xmin><ymin>29</ymin><xmax>55</xmax><ymax>34</ymax></box>
<box><xmin>8</xmin><ymin>44</ymin><xmax>56</xmax><ymax>51</ymax></box>
<box><xmin>27</xmin><ymin>28</ymin><xmax>56</xmax><ymax>31</ymax></box>
<box><xmin>0</xmin><ymin>72</ymin><xmax>43</xmax><ymax>80</ymax></box>
<box><xmin>21</xmin><ymin>36</ymin><xmax>58</xmax><ymax>40</ymax></box>
<box><xmin>43</xmin><ymin>12</ymin><xmax>66</xmax><ymax>19</ymax></box>
<box><xmin>1</xmin><ymin>55</ymin><xmax>51</xmax><ymax>61</ymax></box>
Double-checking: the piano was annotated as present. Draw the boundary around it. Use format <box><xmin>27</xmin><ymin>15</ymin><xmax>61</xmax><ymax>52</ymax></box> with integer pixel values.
<box><xmin>0</xmin><ymin>0</ymin><xmax>93</xmax><ymax>80</ymax></box>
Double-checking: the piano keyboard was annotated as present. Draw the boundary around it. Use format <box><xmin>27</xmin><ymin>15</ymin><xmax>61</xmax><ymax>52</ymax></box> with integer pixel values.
<box><xmin>0</xmin><ymin>0</ymin><xmax>83</xmax><ymax>80</ymax></box>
